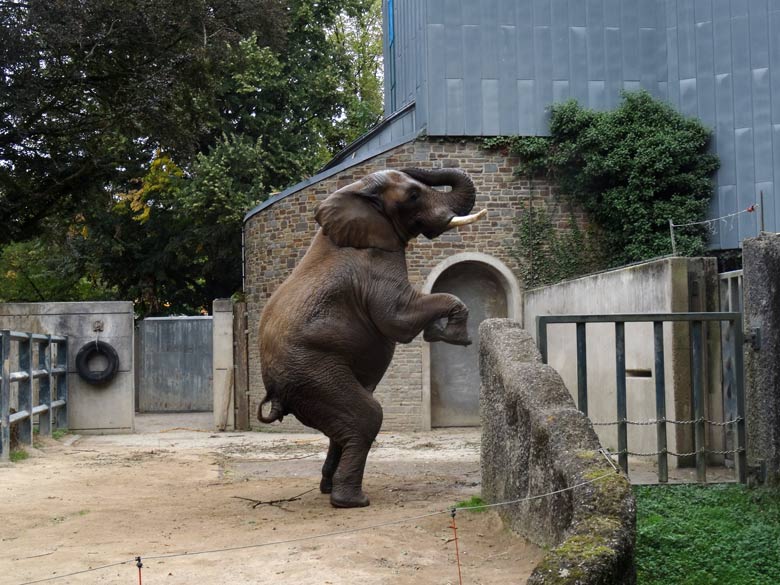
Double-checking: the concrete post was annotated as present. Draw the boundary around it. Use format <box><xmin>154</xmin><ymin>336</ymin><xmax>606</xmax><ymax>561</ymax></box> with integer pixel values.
<box><xmin>212</xmin><ymin>299</ymin><xmax>234</xmax><ymax>431</ymax></box>
<box><xmin>743</xmin><ymin>233</ymin><xmax>780</xmax><ymax>481</ymax></box>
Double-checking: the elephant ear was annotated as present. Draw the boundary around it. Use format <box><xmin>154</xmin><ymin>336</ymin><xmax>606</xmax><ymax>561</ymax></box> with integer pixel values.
<box><xmin>314</xmin><ymin>182</ymin><xmax>402</xmax><ymax>251</ymax></box>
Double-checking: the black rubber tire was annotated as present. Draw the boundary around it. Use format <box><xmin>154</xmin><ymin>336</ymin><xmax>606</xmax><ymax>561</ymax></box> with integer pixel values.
<box><xmin>75</xmin><ymin>340</ymin><xmax>119</xmax><ymax>385</ymax></box>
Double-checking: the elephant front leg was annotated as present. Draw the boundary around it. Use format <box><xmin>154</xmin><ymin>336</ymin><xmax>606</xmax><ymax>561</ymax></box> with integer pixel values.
<box><xmin>422</xmin><ymin>299</ymin><xmax>471</xmax><ymax>346</ymax></box>
<box><xmin>377</xmin><ymin>291</ymin><xmax>472</xmax><ymax>346</ymax></box>
<box><xmin>320</xmin><ymin>440</ymin><xmax>342</xmax><ymax>494</ymax></box>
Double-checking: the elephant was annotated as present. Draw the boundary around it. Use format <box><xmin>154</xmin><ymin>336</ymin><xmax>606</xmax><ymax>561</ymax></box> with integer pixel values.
<box><xmin>257</xmin><ymin>167</ymin><xmax>485</xmax><ymax>508</ymax></box>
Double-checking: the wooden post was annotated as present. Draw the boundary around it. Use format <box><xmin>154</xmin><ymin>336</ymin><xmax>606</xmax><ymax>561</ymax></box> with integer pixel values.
<box><xmin>233</xmin><ymin>302</ymin><xmax>250</xmax><ymax>430</ymax></box>
<box><xmin>1</xmin><ymin>331</ymin><xmax>10</xmax><ymax>460</ymax></box>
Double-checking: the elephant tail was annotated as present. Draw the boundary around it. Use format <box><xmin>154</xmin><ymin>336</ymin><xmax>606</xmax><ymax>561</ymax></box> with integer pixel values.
<box><xmin>257</xmin><ymin>394</ymin><xmax>284</xmax><ymax>424</ymax></box>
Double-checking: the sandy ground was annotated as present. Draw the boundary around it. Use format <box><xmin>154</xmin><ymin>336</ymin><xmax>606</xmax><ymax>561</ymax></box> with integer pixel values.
<box><xmin>1</xmin><ymin>414</ymin><xmax>542</xmax><ymax>585</ymax></box>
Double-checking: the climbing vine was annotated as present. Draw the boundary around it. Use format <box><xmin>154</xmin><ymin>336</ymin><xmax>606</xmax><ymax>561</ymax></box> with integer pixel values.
<box><xmin>486</xmin><ymin>90</ymin><xmax>719</xmax><ymax>273</ymax></box>
<box><xmin>511</xmin><ymin>206</ymin><xmax>604</xmax><ymax>289</ymax></box>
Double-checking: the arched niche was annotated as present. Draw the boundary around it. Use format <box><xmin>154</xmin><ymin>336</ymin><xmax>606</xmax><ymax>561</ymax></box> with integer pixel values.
<box><xmin>420</xmin><ymin>253</ymin><xmax>522</xmax><ymax>429</ymax></box>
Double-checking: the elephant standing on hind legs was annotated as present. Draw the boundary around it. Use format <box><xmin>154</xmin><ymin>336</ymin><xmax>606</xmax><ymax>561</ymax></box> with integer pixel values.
<box><xmin>258</xmin><ymin>167</ymin><xmax>485</xmax><ymax>508</ymax></box>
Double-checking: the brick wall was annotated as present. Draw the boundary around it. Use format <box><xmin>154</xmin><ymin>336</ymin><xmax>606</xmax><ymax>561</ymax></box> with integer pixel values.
<box><xmin>243</xmin><ymin>137</ymin><xmax>576</xmax><ymax>431</ymax></box>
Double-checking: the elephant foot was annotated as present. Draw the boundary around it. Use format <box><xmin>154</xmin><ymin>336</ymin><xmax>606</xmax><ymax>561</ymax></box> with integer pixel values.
<box><xmin>424</xmin><ymin>320</ymin><xmax>471</xmax><ymax>346</ymax></box>
<box><xmin>330</xmin><ymin>486</ymin><xmax>370</xmax><ymax>508</ymax></box>
<box><xmin>320</xmin><ymin>477</ymin><xmax>333</xmax><ymax>494</ymax></box>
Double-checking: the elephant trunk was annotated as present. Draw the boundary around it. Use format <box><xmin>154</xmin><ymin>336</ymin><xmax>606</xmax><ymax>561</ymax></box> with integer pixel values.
<box><xmin>400</xmin><ymin>167</ymin><xmax>476</xmax><ymax>216</ymax></box>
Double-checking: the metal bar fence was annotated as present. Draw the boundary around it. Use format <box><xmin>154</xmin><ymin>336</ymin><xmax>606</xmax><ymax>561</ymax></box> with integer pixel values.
<box><xmin>719</xmin><ymin>270</ymin><xmax>743</xmax><ymax>465</ymax></box>
<box><xmin>536</xmin><ymin>312</ymin><xmax>747</xmax><ymax>484</ymax></box>
<box><xmin>0</xmin><ymin>330</ymin><xmax>68</xmax><ymax>460</ymax></box>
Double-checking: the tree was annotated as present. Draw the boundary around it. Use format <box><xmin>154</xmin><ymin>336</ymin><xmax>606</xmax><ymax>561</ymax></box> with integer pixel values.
<box><xmin>3</xmin><ymin>0</ymin><xmax>386</xmax><ymax>315</ymax></box>
<box><xmin>0</xmin><ymin>238</ymin><xmax>115</xmax><ymax>303</ymax></box>
<box><xmin>327</xmin><ymin>0</ymin><xmax>384</xmax><ymax>149</ymax></box>
<box><xmin>0</xmin><ymin>0</ymin><xmax>288</xmax><ymax>244</ymax></box>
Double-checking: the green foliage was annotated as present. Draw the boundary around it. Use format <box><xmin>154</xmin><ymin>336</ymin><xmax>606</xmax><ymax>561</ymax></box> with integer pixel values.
<box><xmin>0</xmin><ymin>239</ymin><xmax>115</xmax><ymax>303</ymax></box>
<box><xmin>490</xmin><ymin>91</ymin><xmax>719</xmax><ymax>267</ymax></box>
<box><xmin>635</xmin><ymin>484</ymin><xmax>780</xmax><ymax>584</ymax></box>
<box><xmin>51</xmin><ymin>428</ymin><xmax>69</xmax><ymax>440</ymax></box>
<box><xmin>10</xmin><ymin>449</ymin><xmax>29</xmax><ymax>462</ymax></box>
<box><xmin>1</xmin><ymin>0</ymin><xmax>384</xmax><ymax>315</ymax></box>
<box><xmin>0</xmin><ymin>0</ymin><xmax>289</xmax><ymax>244</ymax></box>
<box><xmin>454</xmin><ymin>495</ymin><xmax>488</xmax><ymax>512</ymax></box>
<box><xmin>328</xmin><ymin>0</ymin><xmax>384</xmax><ymax>147</ymax></box>
<box><xmin>511</xmin><ymin>206</ymin><xmax>604</xmax><ymax>289</ymax></box>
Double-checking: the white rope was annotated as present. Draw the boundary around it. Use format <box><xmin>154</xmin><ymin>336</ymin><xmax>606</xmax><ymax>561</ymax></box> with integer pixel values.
<box><xmin>16</xmin><ymin>468</ymin><xmax>617</xmax><ymax>585</ymax></box>
<box><xmin>671</xmin><ymin>204</ymin><xmax>757</xmax><ymax>228</ymax></box>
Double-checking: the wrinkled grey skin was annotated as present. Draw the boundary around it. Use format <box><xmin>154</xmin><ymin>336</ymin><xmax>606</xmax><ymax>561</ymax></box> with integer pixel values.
<box><xmin>258</xmin><ymin>168</ymin><xmax>477</xmax><ymax>508</ymax></box>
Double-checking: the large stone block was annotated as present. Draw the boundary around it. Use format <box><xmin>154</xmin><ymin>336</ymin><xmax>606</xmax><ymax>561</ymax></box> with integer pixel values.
<box><xmin>743</xmin><ymin>232</ymin><xmax>780</xmax><ymax>480</ymax></box>
<box><xmin>480</xmin><ymin>318</ymin><xmax>635</xmax><ymax>584</ymax></box>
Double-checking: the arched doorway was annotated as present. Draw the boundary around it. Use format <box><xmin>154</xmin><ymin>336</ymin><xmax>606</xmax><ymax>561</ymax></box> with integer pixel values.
<box><xmin>422</xmin><ymin>254</ymin><xmax>520</xmax><ymax>428</ymax></box>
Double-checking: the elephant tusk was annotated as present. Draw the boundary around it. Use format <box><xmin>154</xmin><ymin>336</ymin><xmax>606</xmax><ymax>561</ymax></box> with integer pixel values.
<box><xmin>446</xmin><ymin>209</ymin><xmax>488</xmax><ymax>229</ymax></box>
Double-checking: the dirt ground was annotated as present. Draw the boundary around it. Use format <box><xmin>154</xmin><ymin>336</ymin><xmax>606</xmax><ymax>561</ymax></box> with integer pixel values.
<box><xmin>2</xmin><ymin>414</ymin><xmax>542</xmax><ymax>585</ymax></box>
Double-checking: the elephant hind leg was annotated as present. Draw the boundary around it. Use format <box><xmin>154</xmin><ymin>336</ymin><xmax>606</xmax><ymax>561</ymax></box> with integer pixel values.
<box><xmin>328</xmin><ymin>393</ymin><xmax>382</xmax><ymax>508</ymax></box>
<box><xmin>320</xmin><ymin>440</ymin><xmax>342</xmax><ymax>494</ymax></box>
<box><xmin>293</xmin><ymin>368</ymin><xmax>383</xmax><ymax>508</ymax></box>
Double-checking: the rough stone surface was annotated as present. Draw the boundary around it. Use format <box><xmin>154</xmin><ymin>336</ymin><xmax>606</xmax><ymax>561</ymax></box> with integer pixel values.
<box><xmin>743</xmin><ymin>233</ymin><xmax>780</xmax><ymax>481</ymax></box>
<box><xmin>244</xmin><ymin>137</ymin><xmax>583</xmax><ymax>431</ymax></box>
<box><xmin>480</xmin><ymin>319</ymin><xmax>636</xmax><ymax>584</ymax></box>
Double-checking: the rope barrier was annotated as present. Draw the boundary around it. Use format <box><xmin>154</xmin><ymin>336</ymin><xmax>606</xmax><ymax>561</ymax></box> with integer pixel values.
<box><xmin>670</xmin><ymin>204</ymin><xmax>757</xmax><ymax>229</ymax></box>
<box><xmin>668</xmin><ymin>203</ymin><xmax>757</xmax><ymax>253</ymax></box>
<box><xmin>590</xmin><ymin>417</ymin><xmax>742</xmax><ymax>427</ymax></box>
<box><xmin>16</xmin><ymin>469</ymin><xmax>617</xmax><ymax>585</ymax></box>
<box><xmin>616</xmin><ymin>447</ymin><xmax>744</xmax><ymax>458</ymax></box>
<box><xmin>17</xmin><ymin>560</ymin><xmax>133</xmax><ymax>585</ymax></box>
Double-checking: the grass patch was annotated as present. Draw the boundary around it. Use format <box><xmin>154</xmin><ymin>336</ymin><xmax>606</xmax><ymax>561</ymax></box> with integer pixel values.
<box><xmin>10</xmin><ymin>449</ymin><xmax>29</xmax><ymax>462</ymax></box>
<box><xmin>51</xmin><ymin>428</ymin><xmax>69</xmax><ymax>440</ymax></box>
<box><xmin>635</xmin><ymin>484</ymin><xmax>780</xmax><ymax>584</ymax></box>
<box><xmin>454</xmin><ymin>495</ymin><xmax>488</xmax><ymax>512</ymax></box>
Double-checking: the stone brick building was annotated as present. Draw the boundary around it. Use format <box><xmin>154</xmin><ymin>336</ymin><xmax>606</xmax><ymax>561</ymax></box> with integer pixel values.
<box><xmin>243</xmin><ymin>138</ymin><xmax>577</xmax><ymax>431</ymax></box>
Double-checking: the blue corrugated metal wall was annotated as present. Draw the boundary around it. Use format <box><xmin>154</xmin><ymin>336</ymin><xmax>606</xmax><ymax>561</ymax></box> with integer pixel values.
<box><xmin>384</xmin><ymin>0</ymin><xmax>780</xmax><ymax>247</ymax></box>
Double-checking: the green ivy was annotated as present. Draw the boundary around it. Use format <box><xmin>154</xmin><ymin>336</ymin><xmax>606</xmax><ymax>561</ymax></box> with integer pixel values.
<box><xmin>511</xmin><ymin>206</ymin><xmax>603</xmax><ymax>289</ymax></box>
<box><xmin>486</xmin><ymin>91</ymin><xmax>719</xmax><ymax>269</ymax></box>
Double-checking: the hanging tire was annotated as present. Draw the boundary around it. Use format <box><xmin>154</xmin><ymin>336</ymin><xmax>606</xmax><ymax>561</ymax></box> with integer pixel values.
<box><xmin>75</xmin><ymin>340</ymin><xmax>119</xmax><ymax>385</ymax></box>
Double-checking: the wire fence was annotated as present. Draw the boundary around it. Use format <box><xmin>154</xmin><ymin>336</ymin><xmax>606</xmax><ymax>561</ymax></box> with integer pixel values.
<box><xmin>589</xmin><ymin>416</ymin><xmax>745</xmax><ymax>460</ymax></box>
<box><xmin>17</xmin><ymin>461</ymin><xmax>619</xmax><ymax>585</ymax></box>
<box><xmin>590</xmin><ymin>416</ymin><xmax>742</xmax><ymax>427</ymax></box>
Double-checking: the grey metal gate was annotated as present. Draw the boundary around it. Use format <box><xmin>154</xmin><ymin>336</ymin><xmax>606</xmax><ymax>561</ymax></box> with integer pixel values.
<box><xmin>719</xmin><ymin>270</ymin><xmax>743</xmax><ymax>463</ymax></box>
<box><xmin>137</xmin><ymin>317</ymin><xmax>213</xmax><ymax>412</ymax></box>
<box><xmin>537</xmin><ymin>312</ymin><xmax>747</xmax><ymax>484</ymax></box>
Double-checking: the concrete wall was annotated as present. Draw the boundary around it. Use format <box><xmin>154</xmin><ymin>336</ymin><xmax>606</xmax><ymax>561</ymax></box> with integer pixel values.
<box><xmin>244</xmin><ymin>137</ymin><xmax>580</xmax><ymax>432</ymax></box>
<box><xmin>743</xmin><ymin>232</ymin><xmax>780</xmax><ymax>482</ymax></box>
<box><xmin>480</xmin><ymin>319</ymin><xmax>635</xmax><ymax>584</ymax></box>
<box><xmin>523</xmin><ymin>257</ymin><xmax>723</xmax><ymax>460</ymax></box>
<box><xmin>0</xmin><ymin>302</ymin><xmax>134</xmax><ymax>434</ymax></box>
